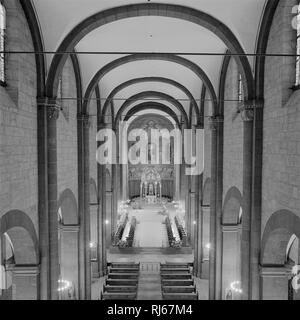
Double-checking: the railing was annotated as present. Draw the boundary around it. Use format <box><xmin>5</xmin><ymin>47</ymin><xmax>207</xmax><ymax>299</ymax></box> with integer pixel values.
<box><xmin>175</xmin><ymin>216</ymin><xmax>188</xmax><ymax>247</ymax></box>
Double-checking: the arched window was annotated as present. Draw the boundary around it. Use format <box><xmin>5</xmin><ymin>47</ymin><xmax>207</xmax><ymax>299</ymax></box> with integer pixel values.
<box><xmin>238</xmin><ymin>73</ymin><xmax>243</xmax><ymax>102</ymax></box>
<box><xmin>295</xmin><ymin>4</ymin><xmax>300</xmax><ymax>86</ymax></box>
<box><xmin>0</xmin><ymin>2</ymin><xmax>6</xmax><ymax>85</ymax></box>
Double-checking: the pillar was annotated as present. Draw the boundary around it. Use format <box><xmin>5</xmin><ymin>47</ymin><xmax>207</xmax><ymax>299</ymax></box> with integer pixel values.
<box><xmin>37</xmin><ymin>98</ymin><xmax>50</xmax><ymax>300</ymax></box>
<box><xmin>97</xmin><ymin>122</ymin><xmax>108</xmax><ymax>276</ymax></box>
<box><xmin>250</xmin><ymin>100</ymin><xmax>264</xmax><ymax>300</ymax></box>
<box><xmin>260</xmin><ymin>266</ymin><xmax>289</xmax><ymax>300</ymax></box>
<box><xmin>9</xmin><ymin>265</ymin><xmax>40</xmax><ymax>300</ymax></box>
<box><xmin>47</xmin><ymin>102</ymin><xmax>60</xmax><ymax>300</ymax></box>
<box><xmin>241</xmin><ymin>103</ymin><xmax>254</xmax><ymax>300</ymax></box>
<box><xmin>208</xmin><ymin>116</ymin><xmax>220</xmax><ymax>300</ymax></box>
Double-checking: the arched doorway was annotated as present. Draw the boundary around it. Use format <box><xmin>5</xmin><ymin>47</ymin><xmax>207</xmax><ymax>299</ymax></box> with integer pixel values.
<box><xmin>221</xmin><ymin>187</ymin><xmax>243</xmax><ymax>300</ymax></box>
<box><xmin>0</xmin><ymin>210</ymin><xmax>39</xmax><ymax>300</ymax></box>
<box><xmin>261</xmin><ymin>210</ymin><xmax>300</xmax><ymax>300</ymax></box>
<box><xmin>57</xmin><ymin>189</ymin><xmax>79</xmax><ymax>300</ymax></box>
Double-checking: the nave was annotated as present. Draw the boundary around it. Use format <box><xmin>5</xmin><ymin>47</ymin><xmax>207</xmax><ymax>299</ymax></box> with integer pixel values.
<box><xmin>1</xmin><ymin>0</ymin><xmax>300</xmax><ymax>301</ymax></box>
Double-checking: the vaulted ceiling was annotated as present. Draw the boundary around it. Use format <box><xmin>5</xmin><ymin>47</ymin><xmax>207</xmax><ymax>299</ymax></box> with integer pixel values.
<box><xmin>32</xmin><ymin>0</ymin><xmax>267</xmax><ymax>123</ymax></box>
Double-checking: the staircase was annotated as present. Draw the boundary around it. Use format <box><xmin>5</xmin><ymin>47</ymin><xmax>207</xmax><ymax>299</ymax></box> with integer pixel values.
<box><xmin>137</xmin><ymin>263</ymin><xmax>162</xmax><ymax>300</ymax></box>
<box><xmin>101</xmin><ymin>262</ymin><xmax>140</xmax><ymax>300</ymax></box>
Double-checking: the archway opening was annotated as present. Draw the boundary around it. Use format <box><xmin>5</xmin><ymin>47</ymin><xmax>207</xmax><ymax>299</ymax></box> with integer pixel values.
<box><xmin>57</xmin><ymin>190</ymin><xmax>79</xmax><ymax>300</ymax></box>
<box><xmin>222</xmin><ymin>188</ymin><xmax>243</xmax><ymax>300</ymax></box>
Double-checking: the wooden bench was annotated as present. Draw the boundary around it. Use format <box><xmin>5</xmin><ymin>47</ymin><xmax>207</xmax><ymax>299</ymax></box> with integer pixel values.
<box><xmin>102</xmin><ymin>292</ymin><xmax>137</xmax><ymax>300</ymax></box>
<box><xmin>106</xmin><ymin>279</ymin><xmax>139</xmax><ymax>286</ymax></box>
<box><xmin>161</xmin><ymin>279</ymin><xmax>194</xmax><ymax>286</ymax></box>
<box><xmin>108</xmin><ymin>273</ymin><xmax>139</xmax><ymax>279</ymax></box>
<box><xmin>104</xmin><ymin>285</ymin><xmax>137</xmax><ymax>293</ymax></box>
<box><xmin>161</xmin><ymin>273</ymin><xmax>192</xmax><ymax>280</ymax></box>
<box><xmin>162</xmin><ymin>293</ymin><xmax>198</xmax><ymax>300</ymax></box>
<box><xmin>162</xmin><ymin>286</ymin><xmax>196</xmax><ymax>293</ymax></box>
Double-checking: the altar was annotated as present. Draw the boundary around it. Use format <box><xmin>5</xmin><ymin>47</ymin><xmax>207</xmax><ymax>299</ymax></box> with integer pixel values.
<box><xmin>140</xmin><ymin>167</ymin><xmax>162</xmax><ymax>204</ymax></box>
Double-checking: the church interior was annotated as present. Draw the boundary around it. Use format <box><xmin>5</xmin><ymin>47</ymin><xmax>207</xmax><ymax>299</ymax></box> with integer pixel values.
<box><xmin>0</xmin><ymin>0</ymin><xmax>300</xmax><ymax>301</ymax></box>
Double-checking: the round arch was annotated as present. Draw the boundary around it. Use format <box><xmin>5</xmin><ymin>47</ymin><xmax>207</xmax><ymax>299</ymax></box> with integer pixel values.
<box><xmin>0</xmin><ymin>210</ymin><xmax>39</xmax><ymax>265</ymax></box>
<box><xmin>83</xmin><ymin>54</ymin><xmax>216</xmax><ymax>116</ymax></box>
<box><xmin>123</xmin><ymin>102</ymin><xmax>181</xmax><ymax>128</ymax></box>
<box><xmin>261</xmin><ymin>210</ymin><xmax>300</xmax><ymax>266</ymax></box>
<box><xmin>101</xmin><ymin>77</ymin><xmax>200</xmax><ymax>125</ymax></box>
<box><xmin>114</xmin><ymin>91</ymin><xmax>189</xmax><ymax>129</ymax></box>
<box><xmin>46</xmin><ymin>3</ymin><xmax>254</xmax><ymax>103</ymax></box>
<box><xmin>222</xmin><ymin>187</ymin><xmax>243</xmax><ymax>225</ymax></box>
<box><xmin>57</xmin><ymin>189</ymin><xmax>78</xmax><ymax>225</ymax></box>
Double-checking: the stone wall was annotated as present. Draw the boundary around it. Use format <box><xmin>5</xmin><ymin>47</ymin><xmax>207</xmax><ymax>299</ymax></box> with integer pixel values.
<box><xmin>222</xmin><ymin>58</ymin><xmax>244</xmax><ymax>202</ymax></box>
<box><xmin>57</xmin><ymin>57</ymin><xmax>78</xmax><ymax>203</ymax></box>
<box><xmin>262</xmin><ymin>0</ymin><xmax>300</xmax><ymax>231</ymax></box>
<box><xmin>0</xmin><ymin>0</ymin><xmax>38</xmax><ymax>230</ymax></box>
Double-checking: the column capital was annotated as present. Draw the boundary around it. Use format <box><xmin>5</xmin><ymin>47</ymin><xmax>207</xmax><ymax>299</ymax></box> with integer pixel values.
<box><xmin>208</xmin><ymin>115</ymin><xmax>224</xmax><ymax>130</ymax></box>
<box><xmin>239</xmin><ymin>99</ymin><xmax>263</xmax><ymax>122</ymax></box>
<box><xmin>37</xmin><ymin>97</ymin><xmax>61</xmax><ymax>120</ymax></box>
<box><xmin>259</xmin><ymin>265</ymin><xmax>290</xmax><ymax>277</ymax></box>
<box><xmin>77</xmin><ymin>113</ymin><xmax>90</xmax><ymax>127</ymax></box>
<box><xmin>7</xmin><ymin>265</ymin><xmax>40</xmax><ymax>276</ymax></box>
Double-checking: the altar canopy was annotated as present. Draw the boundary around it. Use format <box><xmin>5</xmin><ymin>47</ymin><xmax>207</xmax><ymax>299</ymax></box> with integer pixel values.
<box><xmin>140</xmin><ymin>167</ymin><xmax>162</xmax><ymax>203</ymax></box>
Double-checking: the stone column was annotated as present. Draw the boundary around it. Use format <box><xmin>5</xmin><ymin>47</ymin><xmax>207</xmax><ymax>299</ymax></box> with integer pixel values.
<box><xmin>106</xmin><ymin>190</ymin><xmax>113</xmax><ymax>247</ymax></box>
<box><xmin>241</xmin><ymin>103</ymin><xmax>254</xmax><ymax>300</ymax></box>
<box><xmin>260</xmin><ymin>266</ymin><xmax>290</xmax><ymax>300</ymax></box>
<box><xmin>97</xmin><ymin>122</ymin><xmax>108</xmax><ymax>276</ymax></box>
<box><xmin>9</xmin><ymin>265</ymin><xmax>40</xmax><ymax>300</ymax></box>
<box><xmin>215</xmin><ymin>115</ymin><xmax>224</xmax><ymax>300</ymax></box>
<box><xmin>78</xmin><ymin>113</ymin><xmax>91</xmax><ymax>300</ymax></box>
<box><xmin>208</xmin><ymin>116</ymin><xmax>220</xmax><ymax>300</ymax></box>
<box><xmin>250</xmin><ymin>100</ymin><xmax>264</xmax><ymax>300</ymax></box>
<box><xmin>47</xmin><ymin>101</ymin><xmax>60</xmax><ymax>300</ymax></box>
<box><xmin>193</xmin><ymin>174</ymin><xmax>203</xmax><ymax>278</ymax></box>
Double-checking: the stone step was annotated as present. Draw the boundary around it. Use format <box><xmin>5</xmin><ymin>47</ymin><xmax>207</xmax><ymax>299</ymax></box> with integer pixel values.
<box><xmin>161</xmin><ymin>263</ymin><xmax>190</xmax><ymax>268</ymax></box>
<box><xmin>106</xmin><ymin>279</ymin><xmax>138</xmax><ymax>286</ymax></box>
<box><xmin>162</xmin><ymin>280</ymin><xmax>194</xmax><ymax>286</ymax></box>
<box><xmin>162</xmin><ymin>293</ymin><xmax>198</xmax><ymax>300</ymax></box>
<box><xmin>108</xmin><ymin>273</ymin><xmax>139</xmax><ymax>279</ymax></box>
<box><xmin>109</xmin><ymin>268</ymin><xmax>140</xmax><ymax>273</ymax></box>
<box><xmin>161</xmin><ymin>273</ymin><xmax>192</xmax><ymax>280</ymax></box>
<box><xmin>102</xmin><ymin>292</ymin><xmax>137</xmax><ymax>300</ymax></box>
<box><xmin>160</xmin><ymin>268</ymin><xmax>190</xmax><ymax>274</ymax></box>
<box><xmin>162</xmin><ymin>286</ymin><xmax>196</xmax><ymax>293</ymax></box>
<box><xmin>104</xmin><ymin>285</ymin><xmax>137</xmax><ymax>293</ymax></box>
<box><xmin>110</xmin><ymin>263</ymin><xmax>140</xmax><ymax>268</ymax></box>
